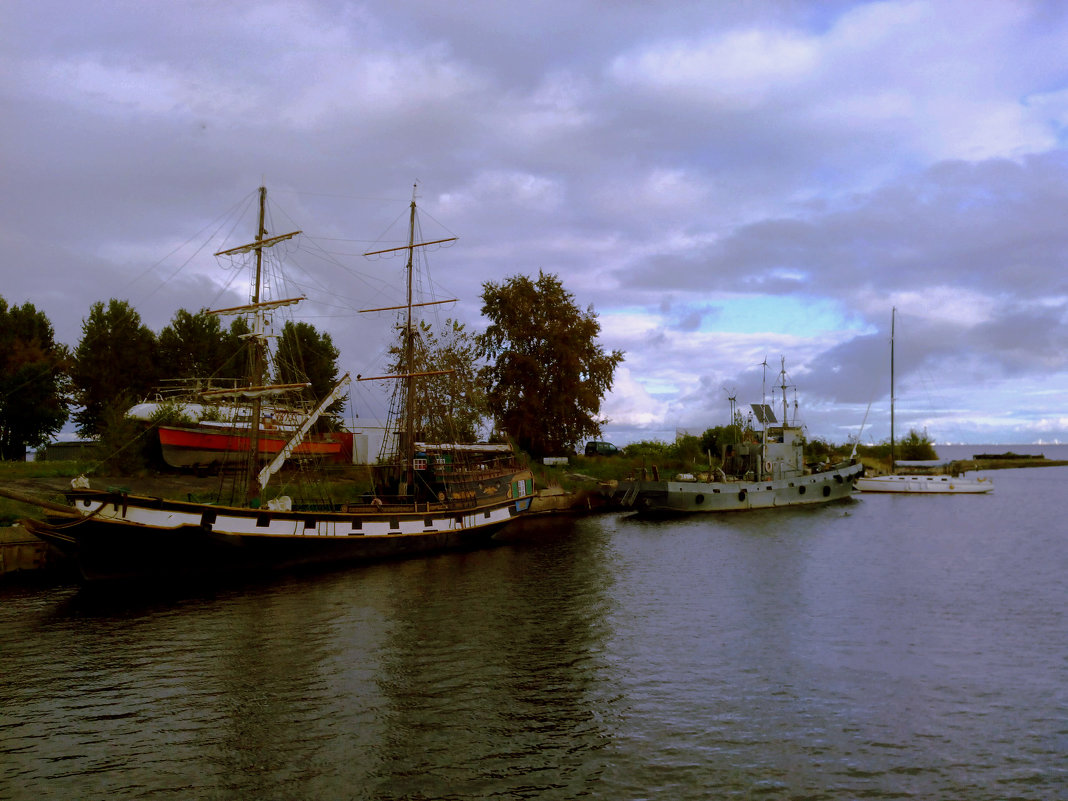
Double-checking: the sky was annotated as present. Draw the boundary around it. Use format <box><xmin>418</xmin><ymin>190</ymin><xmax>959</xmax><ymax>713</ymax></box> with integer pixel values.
<box><xmin>4</xmin><ymin>0</ymin><xmax>1068</xmax><ymax>449</ymax></box>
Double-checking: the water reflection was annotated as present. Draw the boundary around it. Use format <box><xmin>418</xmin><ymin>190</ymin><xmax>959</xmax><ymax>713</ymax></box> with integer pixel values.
<box><xmin>370</xmin><ymin>516</ymin><xmax>620</xmax><ymax>798</ymax></box>
<box><xmin>2</xmin><ymin>472</ymin><xmax>1065</xmax><ymax>799</ymax></box>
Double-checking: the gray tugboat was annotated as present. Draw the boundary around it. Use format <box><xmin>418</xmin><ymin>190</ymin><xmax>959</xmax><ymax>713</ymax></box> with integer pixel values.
<box><xmin>619</xmin><ymin>358</ymin><xmax>863</xmax><ymax>516</ymax></box>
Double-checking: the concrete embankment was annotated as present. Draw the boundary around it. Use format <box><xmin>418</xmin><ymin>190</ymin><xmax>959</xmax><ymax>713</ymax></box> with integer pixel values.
<box><xmin>0</xmin><ymin>524</ymin><xmax>71</xmax><ymax>580</ymax></box>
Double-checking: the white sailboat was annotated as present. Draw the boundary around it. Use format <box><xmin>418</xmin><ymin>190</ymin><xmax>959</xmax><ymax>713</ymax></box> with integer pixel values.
<box><xmin>854</xmin><ymin>308</ymin><xmax>992</xmax><ymax>494</ymax></box>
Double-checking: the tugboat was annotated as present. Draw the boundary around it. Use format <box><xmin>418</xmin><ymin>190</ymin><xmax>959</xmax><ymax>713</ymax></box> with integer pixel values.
<box><xmin>619</xmin><ymin>358</ymin><xmax>863</xmax><ymax>515</ymax></box>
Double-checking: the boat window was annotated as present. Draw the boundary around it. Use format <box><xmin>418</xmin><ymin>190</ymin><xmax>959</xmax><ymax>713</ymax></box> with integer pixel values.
<box><xmin>350</xmin><ymin>520</ymin><xmax>362</xmax><ymax>531</ymax></box>
<box><xmin>303</xmin><ymin>518</ymin><xmax>316</xmax><ymax>530</ymax></box>
<box><xmin>256</xmin><ymin>513</ymin><xmax>270</xmax><ymax>528</ymax></box>
<box><xmin>390</xmin><ymin>518</ymin><xmax>400</xmax><ymax>529</ymax></box>
<box><xmin>424</xmin><ymin>517</ymin><xmax>433</xmax><ymax>527</ymax></box>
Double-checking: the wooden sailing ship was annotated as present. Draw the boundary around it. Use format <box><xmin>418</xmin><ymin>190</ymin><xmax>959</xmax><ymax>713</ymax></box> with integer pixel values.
<box><xmin>23</xmin><ymin>186</ymin><xmax>535</xmax><ymax>582</ymax></box>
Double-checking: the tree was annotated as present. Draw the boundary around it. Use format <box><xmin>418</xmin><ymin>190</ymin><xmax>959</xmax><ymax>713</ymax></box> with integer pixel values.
<box><xmin>478</xmin><ymin>271</ymin><xmax>624</xmax><ymax>458</ymax></box>
<box><xmin>71</xmin><ymin>299</ymin><xmax>158</xmax><ymax>437</ymax></box>
<box><xmin>274</xmin><ymin>320</ymin><xmax>343</xmax><ymax>425</ymax></box>
<box><xmin>157</xmin><ymin>308</ymin><xmax>241</xmax><ymax>380</ymax></box>
<box><xmin>386</xmin><ymin>317</ymin><xmax>487</xmax><ymax>443</ymax></box>
<box><xmin>897</xmin><ymin>428</ymin><xmax>937</xmax><ymax>460</ymax></box>
<box><xmin>0</xmin><ymin>299</ymin><xmax>70</xmax><ymax>460</ymax></box>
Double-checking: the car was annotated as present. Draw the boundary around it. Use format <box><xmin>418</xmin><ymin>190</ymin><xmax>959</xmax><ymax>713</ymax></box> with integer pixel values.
<box><xmin>584</xmin><ymin>441</ymin><xmax>619</xmax><ymax>457</ymax></box>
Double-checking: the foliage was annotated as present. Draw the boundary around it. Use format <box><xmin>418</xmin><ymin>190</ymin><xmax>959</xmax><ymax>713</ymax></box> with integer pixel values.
<box><xmin>71</xmin><ymin>299</ymin><xmax>158</xmax><ymax>437</ymax></box>
<box><xmin>620</xmin><ymin>436</ymin><xmax>704</xmax><ymax>463</ymax></box>
<box><xmin>157</xmin><ymin>308</ymin><xmax>242</xmax><ymax>380</ymax></box>
<box><xmin>386</xmin><ymin>318</ymin><xmax>487</xmax><ymax>443</ymax></box>
<box><xmin>274</xmin><ymin>320</ymin><xmax>344</xmax><ymax>426</ymax></box>
<box><xmin>856</xmin><ymin>427</ymin><xmax>938</xmax><ymax>462</ymax></box>
<box><xmin>0</xmin><ymin>298</ymin><xmax>70</xmax><ymax>460</ymax></box>
<box><xmin>698</xmin><ymin>425</ymin><xmax>744</xmax><ymax>457</ymax></box>
<box><xmin>478</xmin><ymin>271</ymin><xmax>624</xmax><ymax>458</ymax></box>
<box><xmin>147</xmin><ymin>399</ymin><xmax>195</xmax><ymax>427</ymax></box>
<box><xmin>95</xmin><ymin>392</ymin><xmax>154</xmax><ymax>474</ymax></box>
<box><xmin>896</xmin><ymin>427</ymin><xmax>938</xmax><ymax>460</ymax></box>
<box><xmin>620</xmin><ymin>440</ymin><xmax>675</xmax><ymax>460</ymax></box>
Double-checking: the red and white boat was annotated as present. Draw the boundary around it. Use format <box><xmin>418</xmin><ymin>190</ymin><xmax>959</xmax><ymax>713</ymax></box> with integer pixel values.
<box><xmin>127</xmin><ymin>391</ymin><xmax>352</xmax><ymax>469</ymax></box>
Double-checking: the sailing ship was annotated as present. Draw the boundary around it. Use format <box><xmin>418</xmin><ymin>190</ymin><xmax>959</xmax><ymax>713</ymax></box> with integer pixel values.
<box><xmin>23</xmin><ymin>186</ymin><xmax>535</xmax><ymax>582</ymax></box>
<box><xmin>617</xmin><ymin>359</ymin><xmax>863</xmax><ymax>515</ymax></box>
<box><xmin>126</xmin><ymin>380</ymin><xmax>353</xmax><ymax>470</ymax></box>
<box><xmin>854</xmin><ymin>308</ymin><xmax>992</xmax><ymax>494</ymax></box>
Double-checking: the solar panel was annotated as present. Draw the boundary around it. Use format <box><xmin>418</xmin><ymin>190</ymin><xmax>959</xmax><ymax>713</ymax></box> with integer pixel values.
<box><xmin>750</xmin><ymin>403</ymin><xmax>777</xmax><ymax>424</ymax></box>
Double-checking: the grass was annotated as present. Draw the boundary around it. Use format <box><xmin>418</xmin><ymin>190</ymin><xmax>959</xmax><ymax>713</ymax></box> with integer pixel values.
<box><xmin>0</xmin><ymin>460</ymin><xmax>97</xmax><ymax>525</ymax></box>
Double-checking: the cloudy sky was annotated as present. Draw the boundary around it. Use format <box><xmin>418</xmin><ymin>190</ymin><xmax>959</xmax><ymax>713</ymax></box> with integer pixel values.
<box><xmin>4</xmin><ymin>0</ymin><xmax>1068</xmax><ymax>448</ymax></box>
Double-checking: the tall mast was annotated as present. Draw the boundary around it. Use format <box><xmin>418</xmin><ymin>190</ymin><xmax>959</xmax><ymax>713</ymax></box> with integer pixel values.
<box><xmin>403</xmin><ymin>185</ymin><xmax>417</xmax><ymax>488</ymax></box>
<box><xmin>889</xmin><ymin>306</ymin><xmax>896</xmax><ymax>473</ymax></box>
<box><xmin>780</xmin><ymin>356</ymin><xmax>788</xmax><ymax>428</ymax></box>
<box><xmin>247</xmin><ymin>186</ymin><xmax>268</xmax><ymax>502</ymax></box>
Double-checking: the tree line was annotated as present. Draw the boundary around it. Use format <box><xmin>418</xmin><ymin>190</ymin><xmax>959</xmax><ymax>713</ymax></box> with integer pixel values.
<box><xmin>0</xmin><ymin>270</ymin><xmax>624</xmax><ymax>462</ymax></box>
<box><xmin>0</xmin><ymin>297</ymin><xmax>342</xmax><ymax>461</ymax></box>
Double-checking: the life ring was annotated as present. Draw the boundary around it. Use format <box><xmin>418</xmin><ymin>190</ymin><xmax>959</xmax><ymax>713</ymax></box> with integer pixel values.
<box><xmin>764</xmin><ymin>460</ymin><xmax>772</xmax><ymax>473</ymax></box>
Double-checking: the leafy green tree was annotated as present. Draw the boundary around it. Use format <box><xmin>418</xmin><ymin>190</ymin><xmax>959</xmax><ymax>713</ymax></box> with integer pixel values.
<box><xmin>0</xmin><ymin>299</ymin><xmax>70</xmax><ymax>460</ymax></box>
<box><xmin>897</xmin><ymin>427</ymin><xmax>937</xmax><ymax>460</ymax></box>
<box><xmin>71</xmin><ymin>299</ymin><xmax>158</xmax><ymax>437</ymax></box>
<box><xmin>274</xmin><ymin>320</ymin><xmax>343</xmax><ymax>424</ymax></box>
<box><xmin>699</xmin><ymin>425</ymin><xmax>742</xmax><ymax>457</ymax></box>
<box><xmin>478</xmin><ymin>271</ymin><xmax>624</xmax><ymax>458</ymax></box>
<box><xmin>157</xmin><ymin>308</ymin><xmax>239</xmax><ymax>380</ymax></box>
<box><xmin>386</xmin><ymin>318</ymin><xmax>487</xmax><ymax>442</ymax></box>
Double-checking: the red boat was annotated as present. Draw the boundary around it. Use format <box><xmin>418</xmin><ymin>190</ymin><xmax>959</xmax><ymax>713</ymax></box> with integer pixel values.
<box><xmin>158</xmin><ymin>424</ymin><xmax>351</xmax><ymax>469</ymax></box>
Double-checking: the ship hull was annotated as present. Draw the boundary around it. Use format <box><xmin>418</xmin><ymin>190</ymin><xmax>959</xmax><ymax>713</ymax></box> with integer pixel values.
<box><xmin>854</xmin><ymin>474</ymin><xmax>992</xmax><ymax>494</ymax></box>
<box><xmin>157</xmin><ymin>424</ymin><xmax>346</xmax><ymax>469</ymax></box>
<box><xmin>24</xmin><ymin>474</ymin><xmax>534</xmax><ymax>583</ymax></box>
<box><xmin>621</xmin><ymin>461</ymin><xmax>863</xmax><ymax>516</ymax></box>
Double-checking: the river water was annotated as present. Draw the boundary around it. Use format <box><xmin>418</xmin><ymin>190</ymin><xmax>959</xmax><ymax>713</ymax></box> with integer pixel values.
<box><xmin>2</xmin><ymin>466</ymin><xmax>1065</xmax><ymax>800</ymax></box>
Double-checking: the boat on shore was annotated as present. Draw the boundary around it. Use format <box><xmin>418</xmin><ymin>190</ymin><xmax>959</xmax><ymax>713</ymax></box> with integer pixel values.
<box><xmin>617</xmin><ymin>359</ymin><xmax>863</xmax><ymax>516</ymax></box>
<box><xmin>126</xmin><ymin>381</ymin><xmax>354</xmax><ymax>470</ymax></box>
<box><xmin>854</xmin><ymin>308</ymin><xmax>992</xmax><ymax>495</ymax></box>
<box><xmin>23</xmin><ymin>186</ymin><xmax>535</xmax><ymax>582</ymax></box>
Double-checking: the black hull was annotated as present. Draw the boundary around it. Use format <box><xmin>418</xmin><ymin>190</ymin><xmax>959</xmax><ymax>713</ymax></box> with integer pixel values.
<box><xmin>23</xmin><ymin>513</ymin><xmax>513</xmax><ymax>584</ymax></box>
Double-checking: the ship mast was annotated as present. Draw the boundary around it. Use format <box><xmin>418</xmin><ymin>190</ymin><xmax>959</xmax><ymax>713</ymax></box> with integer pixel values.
<box><xmin>248</xmin><ymin>187</ymin><xmax>268</xmax><ymax>501</ymax></box>
<box><xmin>403</xmin><ymin>186</ymin><xmax>418</xmax><ymax>489</ymax></box>
<box><xmin>210</xmin><ymin>187</ymin><xmax>302</xmax><ymax>503</ymax></box>
<box><xmin>360</xmin><ymin>186</ymin><xmax>458</xmax><ymax>499</ymax></box>
<box><xmin>890</xmin><ymin>306</ymin><xmax>896</xmax><ymax>473</ymax></box>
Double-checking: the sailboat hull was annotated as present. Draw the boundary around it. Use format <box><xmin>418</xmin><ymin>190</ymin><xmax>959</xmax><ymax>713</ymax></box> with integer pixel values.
<box><xmin>24</xmin><ymin>479</ymin><xmax>534</xmax><ymax>583</ymax></box>
<box><xmin>853</xmin><ymin>474</ymin><xmax>993</xmax><ymax>494</ymax></box>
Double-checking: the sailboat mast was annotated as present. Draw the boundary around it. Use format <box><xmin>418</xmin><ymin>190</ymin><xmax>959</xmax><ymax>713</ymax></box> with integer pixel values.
<box><xmin>247</xmin><ymin>186</ymin><xmax>268</xmax><ymax>502</ymax></box>
<box><xmin>889</xmin><ymin>306</ymin><xmax>896</xmax><ymax>473</ymax></box>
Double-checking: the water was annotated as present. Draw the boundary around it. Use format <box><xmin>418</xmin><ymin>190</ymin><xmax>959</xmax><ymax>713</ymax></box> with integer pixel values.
<box><xmin>2</xmin><ymin>467</ymin><xmax>1066</xmax><ymax>800</ymax></box>
<box><xmin>936</xmin><ymin>442</ymin><xmax>1068</xmax><ymax>460</ymax></box>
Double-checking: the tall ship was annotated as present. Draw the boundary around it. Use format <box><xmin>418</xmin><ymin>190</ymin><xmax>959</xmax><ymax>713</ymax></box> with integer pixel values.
<box><xmin>618</xmin><ymin>359</ymin><xmax>863</xmax><ymax>515</ymax></box>
<box><xmin>23</xmin><ymin>186</ymin><xmax>535</xmax><ymax>582</ymax></box>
